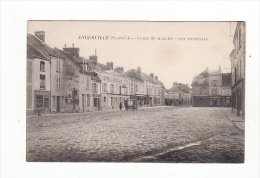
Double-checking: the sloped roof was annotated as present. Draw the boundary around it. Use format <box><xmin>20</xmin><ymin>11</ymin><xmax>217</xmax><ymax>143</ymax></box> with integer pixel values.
<box><xmin>27</xmin><ymin>34</ymin><xmax>64</xmax><ymax>59</ymax></box>
<box><xmin>168</xmin><ymin>85</ymin><xmax>182</xmax><ymax>93</ymax></box>
<box><xmin>125</xmin><ymin>69</ymin><xmax>144</xmax><ymax>82</ymax></box>
<box><xmin>192</xmin><ymin>71</ymin><xmax>209</xmax><ymax>86</ymax></box>
<box><xmin>27</xmin><ymin>42</ymin><xmax>48</xmax><ymax>60</ymax></box>
<box><xmin>141</xmin><ymin>73</ymin><xmax>164</xmax><ymax>86</ymax></box>
<box><xmin>222</xmin><ymin>73</ymin><xmax>231</xmax><ymax>85</ymax></box>
<box><xmin>81</xmin><ymin>57</ymin><xmax>111</xmax><ymax>72</ymax></box>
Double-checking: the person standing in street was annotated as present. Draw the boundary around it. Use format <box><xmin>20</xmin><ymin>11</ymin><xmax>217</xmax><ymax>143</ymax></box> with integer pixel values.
<box><xmin>119</xmin><ymin>102</ymin><xmax>122</xmax><ymax>110</ymax></box>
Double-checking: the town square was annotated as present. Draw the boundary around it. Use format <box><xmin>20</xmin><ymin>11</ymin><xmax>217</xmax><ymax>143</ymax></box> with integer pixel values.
<box><xmin>26</xmin><ymin>21</ymin><xmax>245</xmax><ymax>162</ymax></box>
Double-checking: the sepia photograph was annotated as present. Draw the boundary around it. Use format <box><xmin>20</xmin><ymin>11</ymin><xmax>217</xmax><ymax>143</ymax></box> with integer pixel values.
<box><xmin>26</xmin><ymin>21</ymin><xmax>245</xmax><ymax>163</ymax></box>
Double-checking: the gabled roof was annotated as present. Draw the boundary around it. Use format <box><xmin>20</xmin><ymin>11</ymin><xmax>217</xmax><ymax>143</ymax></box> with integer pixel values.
<box><xmin>27</xmin><ymin>34</ymin><xmax>64</xmax><ymax>59</ymax></box>
<box><xmin>27</xmin><ymin>42</ymin><xmax>48</xmax><ymax>60</ymax></box>
<box><xmin>192</xmin><ymin>71</ymin><xmax>209</xmax><ymax>86</ymax></box>
<box><xmin>222</xmin><ymin>73</ymin><xmax>231</xmax><ymax>85</ymax></box>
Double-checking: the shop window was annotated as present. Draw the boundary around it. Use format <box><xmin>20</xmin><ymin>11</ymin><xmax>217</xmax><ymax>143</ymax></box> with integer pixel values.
<box><xmin>36</xmin><ymin>95</ymin><xmax>43</xmax><ymax>108</ymax></box>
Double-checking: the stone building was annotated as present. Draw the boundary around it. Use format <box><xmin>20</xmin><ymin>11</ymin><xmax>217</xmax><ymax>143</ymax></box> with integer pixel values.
<box><xmin>165</xmin><ymin>82</ymin><xmax>191</xmax><ymax>106</ymax></box>
<box><xmin>191</xmin><ymin>67</ymin><xmax>231</xmax><ymax>107</ymax></box>
<box><xmin>125</xmin><ymin>67</ymin><xmax>165</xmax><ymax>107</ymax></box>
<box><xmin>56</xmin><ymin>47</ymin><xmax>101</xmax><ymax>112</ymax></box>
<box><xmin>27</xmin><ymin>32</ymin><xmax>65</xmax><ymax>115</ymax></box>
<box><xmin>230</xmin><ymin>22</ymin><xmax>245</xmax><ymax>118</ymax></box>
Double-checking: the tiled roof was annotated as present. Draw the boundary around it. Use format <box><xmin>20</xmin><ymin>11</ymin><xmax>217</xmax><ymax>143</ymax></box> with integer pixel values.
<box><xmin>141</xmin><ymin>73</ymin><xmax>163</xmax><ymax>86</ymax></box>
<box><xmin>222</xmin><ymin>73</ymin><xmax>231</xmax><ymax>85</ymax></box>
<box><xmin>27</xmin><ymin>34</ymin><xmax>64</xmax><ymax>59</ymax></box>
<box><xmin>27</xmin><ymin>42</ymin><xmax>48</xmax><ymax>60</ymax></box>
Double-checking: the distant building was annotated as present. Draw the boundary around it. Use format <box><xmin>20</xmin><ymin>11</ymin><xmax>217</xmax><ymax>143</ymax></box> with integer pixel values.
<box><xmin>165</xmin><ymin>82</ymin><xmax>191</xmax><ymax>106</ymax></box>
<box><xmin>230</xmin><ymin>22</ymin><xmax>245</xmax><ymax>118</ymax></box>
<box><xmin>191</xmin><ymin>67</ymin><xmax>231</xmax><ymax>107</ymax></box>
<box><xmin>125</xmin><ymin>67</ymin><xmax>165</xmax><ymax>107</ymax></box>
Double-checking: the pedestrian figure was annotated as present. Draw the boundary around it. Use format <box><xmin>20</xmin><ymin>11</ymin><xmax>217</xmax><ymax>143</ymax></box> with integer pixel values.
<box><xmin>119</xmin><ymin>102</ymin><xmax>122</xmax><ymax>110</ymax></box>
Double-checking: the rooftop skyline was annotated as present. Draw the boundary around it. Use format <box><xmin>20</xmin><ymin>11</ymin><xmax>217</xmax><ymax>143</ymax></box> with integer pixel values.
<box><xmin>28</xmin><ymin>21</ymin><xmax>237</xmax><ymax>89</ymax></box>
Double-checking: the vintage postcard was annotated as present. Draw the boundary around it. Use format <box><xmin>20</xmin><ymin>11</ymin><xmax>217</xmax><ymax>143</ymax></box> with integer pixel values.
<box><xmin>26</xmin><ymin>21</ymin><xmax>245</xmax><ymax>163</ymax></box>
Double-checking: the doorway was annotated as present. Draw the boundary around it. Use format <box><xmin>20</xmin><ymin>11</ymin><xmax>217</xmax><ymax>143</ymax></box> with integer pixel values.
<box><xmin>57</xmin><ymin>96</ymin><xmax>60</xmax><ymax>113</ymax></box>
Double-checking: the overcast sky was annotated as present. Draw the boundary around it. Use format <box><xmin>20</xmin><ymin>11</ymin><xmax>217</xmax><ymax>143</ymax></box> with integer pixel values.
<box><xmin>28</xmin><ymin>21</ymin><xmax>237</xmax><ymax>89</ymax></box>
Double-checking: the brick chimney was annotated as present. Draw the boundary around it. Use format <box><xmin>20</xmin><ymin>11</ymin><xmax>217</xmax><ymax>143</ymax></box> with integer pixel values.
<box><xmin>35</xmin><ymin>31</ymin><xmax>45</xmax><ymax>42</ymax></box>
<box><xmin>150</xmin><ymin>73</ymin><xmax>154</xmax><ymax>78</ymax></box>
<box><xmin>173</xmin><ymin>82</ymin><xmax>177</xmax><ymax>86</ymax></box>
<box><xmin>155</xmin><ymin>76</ymin><xmax>158</xmax><ymax>81</ymax></box>
<box><xmin>106</xmin><ymin>62</ymin><xmax>114</xmax><ymax>69</ymax></box>
<box><xmin>63</xmin><ymin>45</ymin><xmax>80</xmax><ymax>58</ymax></box>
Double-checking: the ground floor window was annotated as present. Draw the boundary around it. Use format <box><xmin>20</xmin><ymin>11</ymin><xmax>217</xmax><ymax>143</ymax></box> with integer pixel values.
<box><xmin>44</xmin><ymin>98</ymin><xmax>49</xmax><ymax>108</ymax></box>
<box><xmin>87</xmin><ymin>94</ymin><xmax>90</xmax><ymax>106</ymax></box>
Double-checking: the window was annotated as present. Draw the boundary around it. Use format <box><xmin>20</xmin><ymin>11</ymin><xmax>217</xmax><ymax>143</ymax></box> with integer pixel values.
<box><xmin>56</xmin><ymin>60</ymin><xmax>61</xmax><ymax>72</ymax></box>
<box><xmin>44</xmin><ymin>97</ymin><xmax>49</xmax><ymax>108</ymax></box>
<box><xmin>110</xmin><ymin>84</ymin><xmax>114</xmax><ymax>93</ymax></box>
<box><xmin>92</xmin><ymin>83</ymin><xmax>97</xmax><ymax>93</ymax></box>
<box><xmin>111</xmin><ymin>97</ymin><xmax>113</xmax><ymax>106</ymax></box>
<box><xmin>36</xmin><ymin>95</ymin><xmax>43</xmax><ymax>108</ymax></box>
<box><xmin>125</xmin><ymin>87</ymin><xmax>128</xmax><ymax>95</ymax></box>
<box><xmin>135</xmin><ymin>85</ymin><xmax>138</xmax><ymax>92</ymax></box>
<box><xmin>103</xmin><ymin>83</ymin><xmax>107</xmax><ymax>93</ymax></box>
<box><xmin>213</xmin><ymin>80</ymin><xmax>217</xmax><ymax>86</ymax></box>
<box><xmin>104</xmin><ymin>97</ymin><xmax>106</xmax><ymax>103</ymax></box>
<box><xmin>40</xmin><ymin>74</ymin><xmax>46</xmax><ymax>90</ymax></box>
<box><xmin>86</xmin><ymin>78</ymin><xmax>90</xmax><ymax>89</ymax></box>
<box><xmin>213</xmin><ymin>89</ymin><xmax>217</xmax><ymax>95</ymax></box>
<box><xmin>40</xmin><ymin>61</ymin><xmax>45</xmax><ymax>72</ymax></box>
<box><xmin>87</xmin><ymin>94</ymin><xmax>90</xmax><ymax>106</ymax></box>
<box><xmin>56</xmin><ymin>77</ymin><xmax>61</xmax><ymax>90</ymax></box>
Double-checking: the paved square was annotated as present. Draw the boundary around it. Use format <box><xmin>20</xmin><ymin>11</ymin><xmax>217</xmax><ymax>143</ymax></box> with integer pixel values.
<box><xmin>26</xmin><ymin>107</ymin><xmax>244</xmax><ymax>162</ymax></box>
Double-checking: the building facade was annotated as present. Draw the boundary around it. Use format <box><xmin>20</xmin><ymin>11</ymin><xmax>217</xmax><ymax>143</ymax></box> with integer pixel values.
<box><xmin>192</xmin><ymin>68</ymin><xmax>231</xmax><ymax>107</ymax></box>
<box><xmin>27</xmin><ymin>32</ymin><xmax>65</xmax><ymax>115</ymax></box>
<box><xmin>165</xmin><ymin>82</ymin><xmax>191</xmax><ymax>106</ymax></box>
<box><xmin>230</xmin><ymin>22</ymin><xmax>245</xmax><ymax>118</ymax></box>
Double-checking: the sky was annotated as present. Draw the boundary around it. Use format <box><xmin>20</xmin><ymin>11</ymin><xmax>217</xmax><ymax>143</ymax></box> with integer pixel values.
<box><xmin>28</xmin><ymin>21</ymin><xmax>237</xmax><ymax>89</ymax></box>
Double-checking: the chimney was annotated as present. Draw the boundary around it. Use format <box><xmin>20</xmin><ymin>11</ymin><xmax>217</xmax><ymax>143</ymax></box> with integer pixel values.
<box><xmin>173</xmin><ymin>82</ymin><xmax>177</xmax><ymax>86</ymax></box>
<box><xmin>89</xmin><ymin>55</ymin><xmax>98</xmax><ymax>65</ymax></box>
<box><xmin>155</xmin><ymin>76</ymin><xmax>158</xmax><ymax>81</ymax></box>
<box><xmin>150</xmin><ymin>73</ymin><xmax>154</xmax><ymax>78</ymax></box>
<box><xmin>72</xmin><ymin>43</ymin><xmax>74</xmax><ymax>47</ymax></box>
<box><xmin>137</xmin><ymin>66</ymin><xmax>141</xmax><ymax>74</ymax></box>
<box><xmin>219</xmin><ymin>66</ymin><xmax>222</xmax><ymax>72</ymax></box>
<box><xmin>35</xmin><ymin>31</ymin><xmax>45</xmax><ymax>42</ymax></box>
<box><xmin>63</xmin><ymin>46</ymin><xmax>80</xmax><ymax>58</ymax></box>
<box><xmin>106</xmin><ymin>62</ymin><xmax>114</xmax><ymax>69</ymax></box>
<box><xmin>64</xmin><ymin>44</ymin><xmax>66</xmax><ymax>47</ymax></box>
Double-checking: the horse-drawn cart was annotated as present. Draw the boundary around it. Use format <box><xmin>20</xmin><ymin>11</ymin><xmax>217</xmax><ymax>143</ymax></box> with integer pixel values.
<box><xmin>124</xmin><ymin>99</ymin><xmax>138</xmax><ymax>110</ymax></box>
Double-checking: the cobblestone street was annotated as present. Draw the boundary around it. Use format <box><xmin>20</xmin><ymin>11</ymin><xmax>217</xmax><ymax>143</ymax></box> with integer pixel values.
<box><xmin>26</xmin><ymin>107</ymin><xmax>244</xmax><ymax>162</ymax></box>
